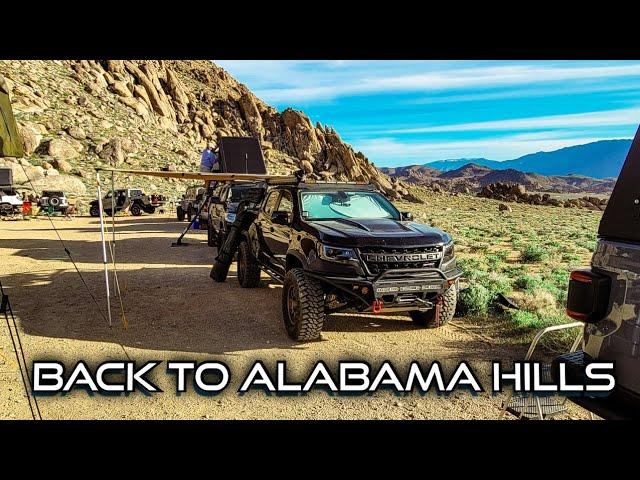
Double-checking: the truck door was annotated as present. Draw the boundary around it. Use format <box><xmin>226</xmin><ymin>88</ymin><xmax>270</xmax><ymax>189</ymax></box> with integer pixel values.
<box><xmin>255</xmin><ymin>189</ymin><xmax>282</xmax><ymax>262</ymax></box>
<box><xmin>268</xmin><ymin>189</ymin><xmax>294</xmax><ymax>269</ymax></box>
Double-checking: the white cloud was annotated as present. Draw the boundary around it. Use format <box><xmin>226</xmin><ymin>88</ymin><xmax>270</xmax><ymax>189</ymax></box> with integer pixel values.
<box><xmin>217</xmin><ymin>61</ymin><xmax>640</xmax><ymax>104</ymax></box>
<box><xmin>380</xmin><ymin>107</ymin><xmax>640</xmax><ymax>134</ymax></box>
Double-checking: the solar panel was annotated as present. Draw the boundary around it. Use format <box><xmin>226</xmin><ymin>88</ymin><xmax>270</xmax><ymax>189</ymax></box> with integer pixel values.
<box><xmin>218</xmin><ymin>137</ymin><xmax>267</xmax><ymax>174</ymax></box>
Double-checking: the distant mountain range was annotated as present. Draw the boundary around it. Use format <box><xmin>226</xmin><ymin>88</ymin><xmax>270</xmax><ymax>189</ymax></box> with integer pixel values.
<box><xmin>422</xmin><ymin>139</ymin><xmax>632</xmax><ymax>179</ymax></box>
<box><xmin>381</xmin><ymin>161</ymin><xmax>618</xmax><ymax>195</ymax></box>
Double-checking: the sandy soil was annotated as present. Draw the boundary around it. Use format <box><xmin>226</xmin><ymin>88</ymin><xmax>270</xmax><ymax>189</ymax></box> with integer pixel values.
<box><xmin>0</xmin><ymin>214</ymin><xmax>592</xmax><ymax>420</ymax></box>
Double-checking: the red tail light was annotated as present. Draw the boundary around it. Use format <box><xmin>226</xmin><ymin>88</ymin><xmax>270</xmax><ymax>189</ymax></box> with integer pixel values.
<box><xmin>566</xmin><ymin>269</ymin><xmax>611</xmax><ymax>323</ymax></box>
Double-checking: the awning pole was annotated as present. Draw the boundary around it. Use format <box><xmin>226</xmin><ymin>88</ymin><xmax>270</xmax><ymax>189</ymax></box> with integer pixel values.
<box><xmin>96</xmin><ymin>172</ymin><xmax>112</xmax><ymax>327</ymax></box>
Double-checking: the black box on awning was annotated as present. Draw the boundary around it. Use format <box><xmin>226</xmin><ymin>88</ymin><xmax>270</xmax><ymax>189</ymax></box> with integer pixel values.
<box><xmin>218</xmin><ymin>137</ymin><xmax>267</xmax><ymax>174</ymax></box>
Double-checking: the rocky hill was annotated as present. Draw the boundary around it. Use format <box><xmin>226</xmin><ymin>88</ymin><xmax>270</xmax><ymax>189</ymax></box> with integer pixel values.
<box><xmin>381</xmin><ymin>162</ymin><xmax>616</xmax><ymax>195</ymax></box>
<box><xmin>0</xmin><ymin>60</ymin><xmax>413</xmax><ymax>207</ymax></box>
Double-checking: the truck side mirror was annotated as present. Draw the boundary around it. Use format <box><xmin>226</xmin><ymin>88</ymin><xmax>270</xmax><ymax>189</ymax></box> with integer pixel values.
<box><xmin>271</xmin><ymin>211</ymin><xmax>291</xmax><ymax>225</ymax></box>
<box><xmin>401</xmin><ymin>211</ymin><xmax>414</xmax><ymax>221</ymax></box>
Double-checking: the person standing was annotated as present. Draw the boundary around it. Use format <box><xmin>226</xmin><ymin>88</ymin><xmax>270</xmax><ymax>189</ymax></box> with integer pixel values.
<box><xmin>199</xmin><ymin>141</ymin><xmax>220</xmax><ymax>172</ymax></box>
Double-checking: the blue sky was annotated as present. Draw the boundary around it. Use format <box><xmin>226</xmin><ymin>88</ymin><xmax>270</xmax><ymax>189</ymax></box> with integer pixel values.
<box><xmin>216</xmin><ymin>61</ymin><xmax>640</xmax><ymax>168</ymax></box>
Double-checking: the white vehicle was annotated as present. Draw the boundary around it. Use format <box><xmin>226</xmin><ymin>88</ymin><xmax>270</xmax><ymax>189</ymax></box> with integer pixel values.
<box><xmin>0</xmin><ymin>185</ymin><xmax>23</xmax><ymax>215</ymax></box>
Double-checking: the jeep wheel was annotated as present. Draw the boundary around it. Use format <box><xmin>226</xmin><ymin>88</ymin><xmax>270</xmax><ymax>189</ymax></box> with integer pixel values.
<box><xmin>177</xmin><ymin>206</ymin><xmax>185</xmax><ymax>221</ymax></box>
<box><xmin>89</xmin><ymin>205</ymin><xmax>100</xmax><ymax>217</ymax></box>
<box><xmin>410</xmin><ymin>282</ymin><xmax>457</xmax><ymax>328</ymax></box>
<box><xmin>237</xmin><ymin>240</ymin><xmax>261</xmax><ymax>288</ymax></box>
<box><xmin>130</xmin><ymin>203</ymin><xmax>142</xmax><ymax>216</ymax></box>
<box><xmin>282</xmin><ymin>268</ymin><xmax>325</xmax><ymax>341</ymax></box>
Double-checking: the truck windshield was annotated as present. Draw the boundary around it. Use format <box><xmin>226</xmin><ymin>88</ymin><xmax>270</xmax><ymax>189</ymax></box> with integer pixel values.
<box><xmin>300</xmin><ymin>191</ymin><xmax>399</xmax><ymax>220</ymax></box>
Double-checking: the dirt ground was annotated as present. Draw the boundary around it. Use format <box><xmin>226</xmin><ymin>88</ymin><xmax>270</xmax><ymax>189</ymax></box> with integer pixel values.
<box><xmin>0</xmin><ymin>214</ymin><xmax>593</xmax><ymax>420</ymax></box>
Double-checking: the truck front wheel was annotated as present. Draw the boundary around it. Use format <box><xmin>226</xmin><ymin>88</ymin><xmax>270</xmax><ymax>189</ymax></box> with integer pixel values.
<box><xmin>410</xmin><ymin>282</ymin><xmax>457</xmax><ymax>328</ymax></box>
<box><xmin>89</xmin><ymin>205</ymin><xmax>100</xmax><ymax>217</ymax></box>
<box><xmin>177</xmin><ymin>206</ymin><xmax>185</xmax><ymax>221</ymax></box>
<box><xmin>237</xmin><ymin>240</ymin><xmax>261</xmax><ymax>288</ymax></box>
<box><xmin>282</xmin><ymin>268</ymin><xmax>325</xmax><ymax>341</ymax></box>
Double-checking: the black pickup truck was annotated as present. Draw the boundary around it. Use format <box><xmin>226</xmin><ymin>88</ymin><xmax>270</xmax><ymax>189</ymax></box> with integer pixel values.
<box><xmin>221</xmin><ymin>180</ymin><xmax>462</xmax><ymax>341</ymax></box>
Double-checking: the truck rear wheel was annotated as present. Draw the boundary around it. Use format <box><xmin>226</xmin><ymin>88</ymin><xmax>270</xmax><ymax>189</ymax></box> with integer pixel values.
<box><xmin>130</xmin><ymin>203</ymin><xmax>142</xmax><ymax>216</ymax></box>
<box><xmin>410</xmin><ymin>282</ymin><xmax>457</xmax><ymax>328</ymax></box>
<box><xmin>282</xmin><ymin>268</ymin><xmax>325</xmax><ymax>341</ymax></box>
<box><xmin>237</xmin><ymin>240</ymin><xmax>261</xmax><ymax>288</ymax></box>
<box><xmin>177</xmin><ymin>206</ymin><xmax>185</xmax><ymax>221</ymax></box>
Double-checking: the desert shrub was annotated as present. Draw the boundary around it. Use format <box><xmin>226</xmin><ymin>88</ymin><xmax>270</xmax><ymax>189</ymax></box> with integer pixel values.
<box><xmin>509</xmin><ymin>310</ymin><xmax>546</xmax><ymax>329</ymax></box>
<box><xmin>459</xmin><ymin>270</ymin><xmax>511</xmax><ymax>316</ymax></box>
<box><xmin>561</xmin><ymin>252</ymin><xmax>580</xmax><ymax>262</ymax></box>
<box><xmin>514</xmin><ymin>274</ymin><xmax>541</xmax><ymax>291</ymax></box>
<box><xmin>517</xmin><ymin>288</ymin><xmax>557</xmax><ymax>313</ymax></box>
<box><xmin>520</xmin><ymin>244</ymin><xmax>547</xmax><ymax>263</ymax></box>
<box><xmin>457</xmin><ymin>257</ymin><xmax>484</xmax><ymax>275</ymax></box>
<box><xmin>486</xmin><ymin>252</ymin><xmax>507</xmax><ymax>270</ymax></box>
<box><xmin>502</xmin><ymin>264</ymin><xmax>526</xmax><ymax>277</ymax></box>
<box><xmin>458</xmin><ymin>283</ymin><xmax>493</xmax><ymax>316</ymax></box>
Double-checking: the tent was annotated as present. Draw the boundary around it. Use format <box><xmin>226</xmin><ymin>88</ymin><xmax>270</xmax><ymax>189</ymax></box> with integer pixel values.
<box><xmin>0</xmin><ymin>74</ymin><xmax>24</xmax><ymax>158</ymax></box>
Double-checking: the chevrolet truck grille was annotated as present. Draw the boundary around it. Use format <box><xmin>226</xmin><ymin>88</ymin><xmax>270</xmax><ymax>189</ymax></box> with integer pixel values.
<box><xmin>358</xmin><ymin>246</ymin><xmax>442</xmax><ymax>275</ymax></box>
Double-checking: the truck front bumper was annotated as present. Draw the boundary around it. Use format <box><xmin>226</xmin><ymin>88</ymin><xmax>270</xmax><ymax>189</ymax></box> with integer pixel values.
<box><xmin>305</xmin><ymin>266</ymin><xmax>462</xmax><ymax>312</ymax></box>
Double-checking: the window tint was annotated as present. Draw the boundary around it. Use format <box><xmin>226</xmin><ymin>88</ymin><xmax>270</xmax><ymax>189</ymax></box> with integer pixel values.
<box><xmin>278</xmin><ymin>190</ymin><xmax>293</xmax><ymax>213</ymax></box>
<box><xmin>263</xmin><ymin>191</ymin><xmax>280</xmax><ymax>215</ymax></box>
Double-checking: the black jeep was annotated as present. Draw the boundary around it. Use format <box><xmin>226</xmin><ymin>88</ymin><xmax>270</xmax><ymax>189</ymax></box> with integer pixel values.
<box><xmin>230</xmin><ymin>181</ymin><xmax>461</xmax><ymax>341</ymax></box>
<box><xmin>207</xmin><ymin>181</ymin><xmax>267</xmax><ymax>247</ymax></box>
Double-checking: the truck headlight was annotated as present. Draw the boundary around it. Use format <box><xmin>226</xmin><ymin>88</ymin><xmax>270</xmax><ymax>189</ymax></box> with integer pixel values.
<box><xmin>442</xmin><ymin>242</ymin><xmax>455</xmax><ymax>263</ymax></box>
<box><xmin>318</xmin><ymin>244</ymin><xmax>358</xmax><ymax>264</ymax></box>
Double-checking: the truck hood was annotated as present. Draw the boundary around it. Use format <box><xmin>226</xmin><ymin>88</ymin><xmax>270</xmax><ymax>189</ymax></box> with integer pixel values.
<box><xmin>304</xmin><ymin>218</ymin><xmax>451</xmax><ymax>248</ymax></box>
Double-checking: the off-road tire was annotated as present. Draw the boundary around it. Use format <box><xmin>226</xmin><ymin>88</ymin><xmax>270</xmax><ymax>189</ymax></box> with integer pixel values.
<box><xmin>187</xmin><ymin>206</ymin><xmax>194</xmax><ymax>221</ymax></box>
<box><xmin>282</xmin><ymin>268</ymin><xmax>325</xmax><ymax>341</ymax></box>
<box><xmin>89</xmin><ymin>205</ymin><xmax>100</xmax><ymax>217</ymax></box>
<box><xmin>130</xmin><ymin>203</ymin><xmax>142</xmax><ymax>216</ymax></box>
<box><xmin>410</xmin><ymin>282</ymin><xmax>457</xmax><ymax>328</ymax></box>
<box><xmin>237</xmin><ymin>240</ymin><xmax>261</xmax><ymax>288</ymax></box>
<box><xmin>211</xmin><ymin>261</ymin><xmax>230</xmax><ymax>282</ymax></box>
<box><xmin>177</xmin><ymin>206</ymin><xmax>185</xmax><ymax>221</ymax></box>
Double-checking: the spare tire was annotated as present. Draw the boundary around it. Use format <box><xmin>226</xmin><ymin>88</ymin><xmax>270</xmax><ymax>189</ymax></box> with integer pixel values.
<box><xmin>49</xmin><ymin>196</ymin><xmax>61</xmax><ymax>207</ymax></box>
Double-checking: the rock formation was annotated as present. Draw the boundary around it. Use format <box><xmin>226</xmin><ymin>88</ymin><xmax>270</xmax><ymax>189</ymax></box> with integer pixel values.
<box><xmin>0</xmin><ymin>60</ymin><xmax>412</xmax><ymax>202</ymax></box>
<box><xmin>478</xmin><ymin>182</ymin><xmax>608</xmax><ymax>210</ymax></box>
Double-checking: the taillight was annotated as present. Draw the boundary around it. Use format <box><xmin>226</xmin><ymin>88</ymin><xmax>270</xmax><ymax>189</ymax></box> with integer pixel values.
<box><xmin>566</xmin><ymin>269</ymin><xmax>611</xmax><ymax>323</ymax></box>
